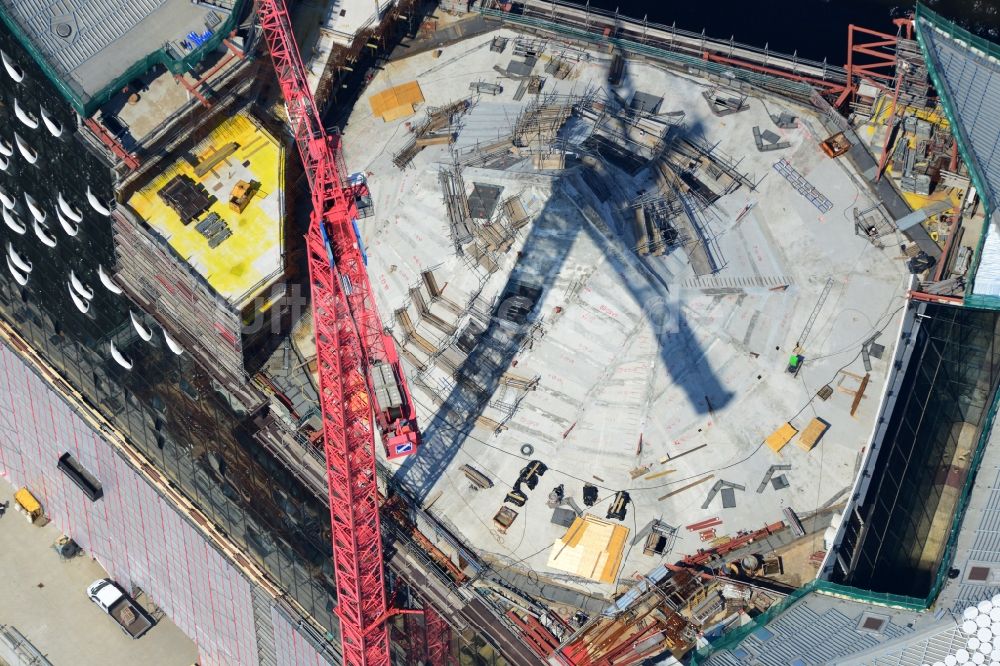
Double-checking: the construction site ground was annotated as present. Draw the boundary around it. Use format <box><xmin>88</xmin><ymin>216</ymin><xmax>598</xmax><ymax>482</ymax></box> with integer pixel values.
<box><xmin>856</xmin><ymin>94</ymin><xmax>982</xmax><ymax>298</ymax></box>
<box><xmin>114</xmin><ymin>67</ymin><xmax>193</xmax><ymax>141</ymax></box>
<box><xmin>0</xmin><ymin>480</ymin><xmax>199</xmax><ymax>666</ymax></box>
<box><xmin>339</xmin><ymin>28</ymin><xmax>911</xmax><ymax>599</ymax></box>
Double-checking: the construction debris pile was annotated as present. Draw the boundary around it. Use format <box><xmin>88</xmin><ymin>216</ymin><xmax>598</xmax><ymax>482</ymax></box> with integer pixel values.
<box><xmin>553</xmin><ymin>566</ymin><xmax>785</xmax><ymax>665</ymax></box>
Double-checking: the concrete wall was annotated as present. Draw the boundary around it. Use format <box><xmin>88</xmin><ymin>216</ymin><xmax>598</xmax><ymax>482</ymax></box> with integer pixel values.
<box><xmin>0</xmin><ymin>339</ymin><xmax>333</xmax><ymax>666</ymax></box>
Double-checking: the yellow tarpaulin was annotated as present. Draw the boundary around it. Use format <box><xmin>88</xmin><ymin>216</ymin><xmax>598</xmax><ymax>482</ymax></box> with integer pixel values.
<box><xmin>369</xmin><ymin>81</ymin><xmax>424</xmax><ymax>122</ymax></box>
<box><xmin>765</xmin><ymin>422</ymin><xmax>797</xmax><ymax>454</ymax></box>
<box><xmin>547</xmin><ymin>515</ymin><xmax>628</xmax><ymax>584</ymax></box>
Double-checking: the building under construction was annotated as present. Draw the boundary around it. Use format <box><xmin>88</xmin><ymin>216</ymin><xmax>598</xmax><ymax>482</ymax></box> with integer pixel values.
<box><xmin>1</xmin><ymin>0</ymin><xmax>1000</xmax><ymax>665</ymax></box>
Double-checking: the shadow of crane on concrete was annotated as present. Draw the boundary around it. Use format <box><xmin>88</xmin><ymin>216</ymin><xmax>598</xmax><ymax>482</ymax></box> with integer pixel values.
<box><xmin>393</xmin><ymin>48</ymin><xmax>735</xmax><ymax>502</ymax></box>
<box><xmin>394</xmin><ymin>170</ymin><xmax>733</xmax><ymax>504</ymax></box>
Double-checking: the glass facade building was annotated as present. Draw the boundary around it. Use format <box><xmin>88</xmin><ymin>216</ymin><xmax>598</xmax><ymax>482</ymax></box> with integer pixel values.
<box><xmin>832</xmin><ymin>302</ymin><xmax>1000</xmax><ymax>598</ymax></box>
<box><xmin>0</xmin><ymin>25</ymin><xmax>341</xmax><ymax>639</ymax></box>
<box><xmin>0</xmin><ymin>21</ymin><xmax>517</xmax><ymax>665</ymax></box>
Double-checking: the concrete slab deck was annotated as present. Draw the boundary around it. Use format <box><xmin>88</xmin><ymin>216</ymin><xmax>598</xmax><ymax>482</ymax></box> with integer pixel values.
<box><xmin>341</xmin><ymin>28</ymin><xmax>911</xmax><ymax>599</ymax></box>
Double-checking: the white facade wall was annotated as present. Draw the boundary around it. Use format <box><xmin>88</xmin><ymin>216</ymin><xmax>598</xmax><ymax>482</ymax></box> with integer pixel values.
<box><xmin>0</xmin><ymin>340</ymin><xmax>333</xmax><ymax>666</ymax></box>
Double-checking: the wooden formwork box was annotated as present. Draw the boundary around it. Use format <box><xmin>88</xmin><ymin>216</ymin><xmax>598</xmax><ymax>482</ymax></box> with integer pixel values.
<box><xmin>797</xmin><ymin>418</ymin><xmax>829</xmax><ymax>451</ymax></box>
<box><xmin>765</xmin><ymin>423</ymin><xmax>797</xmax><ymax>454</ymax></box>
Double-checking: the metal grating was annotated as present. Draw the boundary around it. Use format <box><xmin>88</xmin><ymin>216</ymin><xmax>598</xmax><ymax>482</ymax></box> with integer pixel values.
<box><xmin>943</xmin><ymin>456</ymin><xmax>1000</xmax><ymax>613</ymax></box>
<box><xmin>705</xmin><ymin>600</ymin><xmax>912</xmax><ymax>666</ymax></box>
<box><xmin>4</xmin><ymin>0</ymin><xmax>167</xmax><ymax>72</ymax></box>
<box><xmin>862</xmin><ymin>625</ymin><xmax>968</xmax><ymax>666</ymax></box>
<box><xmin>467</xmin><ymin>183</ymin><xmax>504</xmax><ymax>220</ymax></box>
<box><xmin>773</xmin><ymin>158</ymin><xmax>834</xmax><ymax>213</ymax></box>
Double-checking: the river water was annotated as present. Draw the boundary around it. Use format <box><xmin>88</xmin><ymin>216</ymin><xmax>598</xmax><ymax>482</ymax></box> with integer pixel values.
<box><xmin>585</xmin><ymin>0</ymin><xmax>999</xmax><ymax>63</ymax></box>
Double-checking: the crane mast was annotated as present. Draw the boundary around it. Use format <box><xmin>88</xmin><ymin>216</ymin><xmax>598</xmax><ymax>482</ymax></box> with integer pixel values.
<box><xmin>257</xmin><ymin>1</ymin><xmax>421</xmax><ymax>663</ymax></box>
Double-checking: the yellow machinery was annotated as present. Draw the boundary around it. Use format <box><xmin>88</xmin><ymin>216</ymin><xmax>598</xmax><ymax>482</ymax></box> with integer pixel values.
<box><xmin>820</xmin><ymin>132</ymin><xmax>851</xmax><ymax>158</ymax></box>
<box><xmin>14</xmin><ymin>486</ymin><xmax>43</xmax><ymax>523</ymax></box>
<box><xmin>228</xmin><ymin>180</ymin><xmax>258</xmax><ymax>213</ymax></box>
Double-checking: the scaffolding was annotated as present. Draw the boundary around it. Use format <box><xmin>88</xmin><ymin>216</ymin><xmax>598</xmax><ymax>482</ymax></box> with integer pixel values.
<box><xmin>557</xmin><ymin>568</ymin><xmax>701</xmax><ymax>665</ymax></box>
<box><xmin>628</xmin><ymin>195</ymin><xmax>686</xmax><ymax>256</ymax></box>
<box><xmin>479</xmin><ymin>1</ymin><xmax>839</xmax><ymax>104</ymax></box>
<box><xmin>439</xmin><ymin>164</ymin><xmax>474</xmax><ymax>252</ymax></box>
<box><xmin>650</xmin><ymin>158</ymin><xmax>720</xmax><ymax>275</ymax></box>
<box><xmin>111</xmin><ymin>208</ymin><xmax>266</xmax><ymax>411</ymax></box>
<box><xmin>512</xmin><ymin>93</ymin><xmax>575</xmax><ymax>149</ymax></box>
<box><xmin>393</xmin><ymin>98</ymin><xmax>471</xmax><ymax>169</ymax></box>
<box><xmin>571</xmin><ymin>90</ymin><xmax>679</xmax><ymax>175</ymax></box>
<box><xmin>854</xmin><ymin>204</ymin><xmax>896</xmax><ymax>248</ymax></box>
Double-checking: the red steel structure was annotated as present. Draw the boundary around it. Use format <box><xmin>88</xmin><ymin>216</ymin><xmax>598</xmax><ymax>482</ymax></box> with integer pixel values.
<box><xmin>83</xmin><ymin>118</ymin><xmax>140</xmax><ymax>170</ymax></box>
<box><xmin>424</xmin><ymin>605</ymin><xmax>454</xmax><ymax>666</ymax></box>
<box><xmin>400</xmin><ymin>606</ymin><xmax>452</xmax><ymax>666</ymax></box>
<box><xmin>838</xmin><ymin>19</ymin><xmax>913</xmax><ymax>108</ymax></box>
<box><xmin>402</xmin><ymin>613</ymin><xmax>428</xmax><ymax>666</ymax></box>
<box><xmin>257</xmin><ymin>1</ymin><xmax>421</xmax><ymax>664</ymax></box>
<box><xmin>698</xmin><ymin>20</ymin><xmax>912</xmax><ymax>111</ymax></box>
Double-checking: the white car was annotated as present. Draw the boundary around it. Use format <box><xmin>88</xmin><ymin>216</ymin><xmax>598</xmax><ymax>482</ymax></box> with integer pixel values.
<box><xmin>86</xmin><ymin>579</ymin><xmax>153</xmax><ymax>638</ymax></box>
<box><xmin>87</xmin><ymin>578</ymin><xmax>123</xmax><ymax>610</ymax></box>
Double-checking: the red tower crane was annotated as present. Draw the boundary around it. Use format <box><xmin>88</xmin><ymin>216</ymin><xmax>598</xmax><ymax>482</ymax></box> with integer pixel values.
<box><xmin>257</xmin><ymin>2</ymin><xmax>421</xmax><ymax>665</ymax></box>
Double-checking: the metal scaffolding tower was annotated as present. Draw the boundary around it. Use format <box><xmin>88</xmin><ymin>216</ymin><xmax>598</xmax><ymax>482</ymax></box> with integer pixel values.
<box><xmin>424</xmin><ymin>605</ymin><xmax>455</xmax><ymax>666</ymax></box>
<box><xmin>258</xmin><ymin>1</ymin><xmax>422</xmax><ymax>664</ymax></box>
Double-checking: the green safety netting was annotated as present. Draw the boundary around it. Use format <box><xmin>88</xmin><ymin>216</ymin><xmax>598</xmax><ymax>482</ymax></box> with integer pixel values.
<box><xmin>0</xmin><ymin>0</ymin><xmax>246</xmax><ymax>118</ymax></box>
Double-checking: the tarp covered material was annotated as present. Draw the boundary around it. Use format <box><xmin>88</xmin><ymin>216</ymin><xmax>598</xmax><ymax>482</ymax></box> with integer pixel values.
<box><xmin>369</xmin><ymin>81</ymin><xmax>425</xmax><ymax>122</ymax></box>
<box><xmin>547</xmin><ymin>515</ymin><xmax>628</xmax><ymax>584</ymax></box>
<box><xmin>972</xmin><ymin>211</ymin><xmax>1000</xmax><ymax>298</ymax></box>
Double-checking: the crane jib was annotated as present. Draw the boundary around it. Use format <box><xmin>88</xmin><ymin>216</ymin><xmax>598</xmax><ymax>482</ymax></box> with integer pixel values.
<box><xmin>261</xmin><ymin>0</ymin><xmax>415</xmax><ymax>661</ymax></box>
